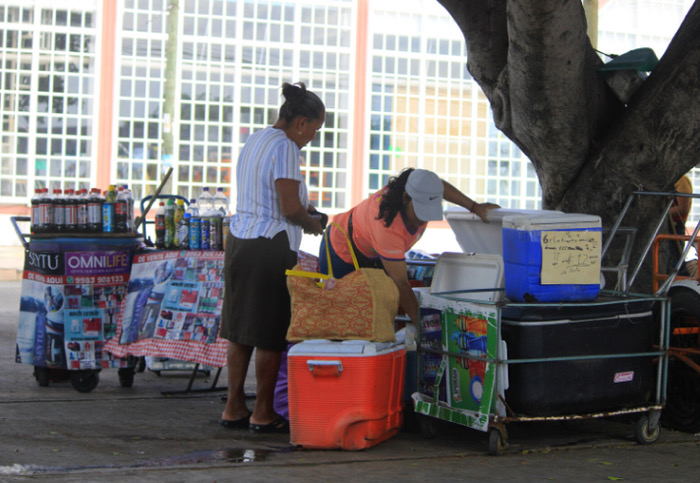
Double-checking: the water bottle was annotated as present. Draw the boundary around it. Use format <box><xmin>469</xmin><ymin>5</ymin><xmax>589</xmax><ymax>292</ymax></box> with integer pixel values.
<box><xmin>212</xmin><ymin>187</ymin><xmax>229</xmax><ymax>216</ymax></box>
<box><xmin>87</xmin><ymin>188</ymin><xmax>103</xmax><ymax>233</ymax></box>
<box><xmin>155</xmin><ymin>202</ymin><xmax>166</xmax><ymax>249</ymax></box>
<box><xmin>115</xmin><ymin>186</ymin><xmax>128</xmax><ymax>233</ymax></box>
<box><xmin>197</xmin><ymin>187</ymin><xmax>214</xmax><ymax>214</ymax></box>
<box><xmin>187</xmin><ymin>198</ymin><xmax>200</xmax><ymax>217</ymax></box>
<box><xmin>52</xmin><ymin>189</ymin><xmax>65</xmax><ymax>233</ymax></box>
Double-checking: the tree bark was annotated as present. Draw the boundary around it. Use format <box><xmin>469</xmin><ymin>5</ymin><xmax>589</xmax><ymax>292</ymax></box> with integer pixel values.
<box><xmin>438</xmin><ymin>0</ymin><xmax>700</xmax><ymax>291</ymax></box>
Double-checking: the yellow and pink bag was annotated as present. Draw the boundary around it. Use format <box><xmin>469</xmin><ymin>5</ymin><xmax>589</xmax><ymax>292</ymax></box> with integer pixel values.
<box><xmin>285</xmin><ymin>223</ymin><xmax>399</xmax><ymax>342</ymax></box>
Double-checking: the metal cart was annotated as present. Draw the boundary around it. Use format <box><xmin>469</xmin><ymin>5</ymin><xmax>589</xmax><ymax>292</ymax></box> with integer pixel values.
<box><xmin>411</xmin><ymin>192</ymin><xmax>682</xmax><ymax>455</ymax></box>
<box><xmin>12</xmin><ymin>215</ymin><xmax>141</xmax><ymax>392</ymax></box>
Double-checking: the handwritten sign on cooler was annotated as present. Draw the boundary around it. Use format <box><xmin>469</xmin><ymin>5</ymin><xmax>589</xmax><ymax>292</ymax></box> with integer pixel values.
<box><xmin>540</xmin><ymin>230</ymin><xmax>602</xmax><ymax>285</ymax></box>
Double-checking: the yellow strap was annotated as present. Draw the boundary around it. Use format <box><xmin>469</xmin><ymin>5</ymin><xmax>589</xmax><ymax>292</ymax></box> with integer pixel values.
<box><xmin>285</xmin><ymin>269</ymin><xmax>330</xmax><ymax>280</ymax></box>
<box><xmin>325</xmin><ymin>221</ymin><xmax>360</xmax><ymax>276</ymax></box>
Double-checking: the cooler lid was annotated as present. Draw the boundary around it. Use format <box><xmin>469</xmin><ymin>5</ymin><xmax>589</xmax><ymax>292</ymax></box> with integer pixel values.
<box><xmin>444</xmin><ymin>207</ymin><xmax>563</xmax><ymax>255</ymax></box>
<box><xmin>430</xmin><ymin>252</ymin><xmax>505</xmax><ymax>302</ymax></box>
<box><xmin>288</xmin><ymin>339</ymin><xmax>403</xmax><ymax>356</ymax></box>
<box><xmin>502</xmin><ymin>213</ymin><xmax>601</xmax><ymax>230</ymax></box>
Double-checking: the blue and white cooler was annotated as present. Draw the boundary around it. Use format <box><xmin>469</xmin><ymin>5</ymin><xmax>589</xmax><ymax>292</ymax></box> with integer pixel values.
<box><xmin>502</xmin><ymin>213</ymin><xmax>602</xmax><ymax>303</ymax></box>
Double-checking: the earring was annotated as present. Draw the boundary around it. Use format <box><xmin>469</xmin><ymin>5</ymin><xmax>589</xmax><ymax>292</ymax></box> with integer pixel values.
<box><xmin>298</xmin><ymin>130</ymin><xmax>302</xmax><ymax>135</ymax></box>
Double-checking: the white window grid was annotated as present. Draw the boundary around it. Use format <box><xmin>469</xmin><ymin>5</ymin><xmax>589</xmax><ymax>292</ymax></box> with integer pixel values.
<box><xmin>0</xmin><ymin>2</ymin><xmax>97</xmax><ymax>202</ymax></box>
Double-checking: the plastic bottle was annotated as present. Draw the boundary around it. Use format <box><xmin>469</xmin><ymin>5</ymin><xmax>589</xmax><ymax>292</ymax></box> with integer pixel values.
<box><xmin>87</xmin><ymin>188</ymin><xmax>103</xmax><ymax>233</ymax></box>
<box><xmin>52</xmin><ymin>189</ymin><xmax>65</xmax><ymax>233</ymax></box>
<box><xmin>64</xmin><ymin>188</ymin><xmax>78</xmax><ymax>233</ymax></box>
<box><xmin>39</xmin><ymin>188</ymin><xmax>53</xmax><ymax>233</ymax></box>
<box><xmin>115</xmin><ymin>186</ymin><xmax>128</xmax><ymax>233</ymax></box>
<box><xmin>189</xmin><ymin>214</ymin><xmax>201</xmax><ymax>250</ymax></box>
<box><xmin>102</xmin><ymin>185</ymin><xmax>117</xmax><ymax>233</ymax></box>
<box><xmin>173</xmin><ymin>199</ymin><xmax>185</xmax><ymax>247</ymax></box>
<box><xmin>30</xmin><ymin>188</ymin><xmax>42</xmax><ymax>234</ymax></box>
<box><xmin>179</xmin><ymin>212</ymin><xmax>191</xmax><ymax>249</ymax></box>
<box><xmin>155</xmin><ymin>202</ymin><xmax>166</xmax><ymax>249</ymax></box>
<box><xmin>164</xmin><ymin>198</ymin><xmax>175</xmax><ymax>248</ymax></box>
<box><xmin>209</xmin><ymin>215</ymin><xmax>223</xmax><ymax>250</ymax></box>
<box><xmin>76</xmin><ymin>189</ymin><xmax>89</xmax><ymax>233</ymax></box>
<box><xmin>197</xmin><ymin>187</ymin><xmax>214</xmax><ymax>214</ymax></box>
<box><xmin>212</xmin><ymin>187</ymin><xmax>229</xmax><ymax>216</ymax></box>
<box><xmin>122</xmin><ymin>184</ymin><xmax>134</xmax><ymax>232</ymax></box>
<box><xmin>187</xmin><ymin>198</ymin><xmax>200</xmax><ymax>217</ymax></box>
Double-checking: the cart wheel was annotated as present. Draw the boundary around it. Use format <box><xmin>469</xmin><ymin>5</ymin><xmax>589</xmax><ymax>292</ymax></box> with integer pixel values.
<box><xmin>118</xmin><ymin>368</ymin><xmax>135</xmax><ymax>388</ymax></box>
<box><xmin>665</xmin><ymin>289</ymin><xmax>700</xmax><ymax>433</ymax></box>
<box><xmin>34</xmin><ymin>366</ymin><xmax>50</xmax><ymax>387</ymax></box>
<box><xmin>70</xmin><ymin>370</ymin><xmax>100</xmax><ymax>393</ymax></box>
<box><xmin>488</xmin><ymin>427</ymin><xmax>507</xmax><ymax>456</ymax></box>
<box><xmin>635</xmin><ymin>414</ymin><xmax>660</xmax><ymax>445</ymax></box>
<box><xmin>419</xmin><ymin>415</ymin><xmax>438</xmax><ymax>439</ymax></box>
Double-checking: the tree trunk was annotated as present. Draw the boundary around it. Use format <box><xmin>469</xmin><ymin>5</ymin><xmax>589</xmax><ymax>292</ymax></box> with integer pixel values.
<box><xmin>439</xmin><ymin>0</ymin><xmax>700</xmax><ymax>292</ymax></box>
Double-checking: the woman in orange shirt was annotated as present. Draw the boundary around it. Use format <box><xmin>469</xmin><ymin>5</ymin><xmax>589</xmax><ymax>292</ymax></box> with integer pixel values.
<box><xmin>320</xmin><ymin>168</ymin><xmax>498</xmax><ymax>326</ymax></box>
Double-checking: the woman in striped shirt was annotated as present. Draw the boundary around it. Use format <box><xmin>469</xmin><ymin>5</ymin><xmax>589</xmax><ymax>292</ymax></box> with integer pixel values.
<box><xmin>219</xmin><ymin>82</ymin><xmax>325</xmax><ymax>434</ymax></box>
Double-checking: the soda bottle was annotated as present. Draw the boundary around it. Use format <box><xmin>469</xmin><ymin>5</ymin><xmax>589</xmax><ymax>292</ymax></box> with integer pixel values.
<box><xmin>164</xmin><ymin>199</ymin><xmax>175</xmax><ymax>248</ymax></box>
<box><xmin>102</xmin><ymin>185</ymin><xmax>117</xmax><ymax>233</ymax></box>
<box><xmin>197</xmin><ymin>187</ymin><xmax>214</xmax><ymax>214</ymax></box>
<box><xmin>87</xmin><ymin>188</ymin><xmax>103</xmax><ymax>233</ymax></box>
<box><xmin>212</xmin><ymin>187</ymin><xmax>229</xmax><ymax>216</ymax></box>
<box><xmin>155</xmin><ymin>202</ymin><xmax>166</xmax><ymax>249</ymax></box>
<box><xmin>122</xmin><ymin>184</ymin><xmax>134</xmax><ymax>232</ymax></box>
<box><xmin>200</xmin><ymin>218</ymin><xmax>211</xmax><ymax>250</ymax></box>
<box><xmin>179</xmin><ymin>212</ymin><xmax>191</xmax><ymax>249</ymax></box>
<box><xmin>64</xmin><ymin>188</ymin><xmax>78</xmax><ymax>233</ymax></box>
<box><xmin>76</xmin><ymin>189</ymin><xmax>89</xmax><ymax>233</ymax></box>
<box><xmin>173</xmin><ymin>199</ymin><xmax>185</xmax><ymax>247</ymax></box>
<box><xmin>30</xmin><ymin>188</ymin><xmax>42</xmax><ymax>234</ymax></box>
<box><xmin>222</xmin><ymin>216</ymin><xmax>230</xmax><ymax>250</ymax></box>
<box><xmin>115</xmin><ymin>186</ymin><xmax>128</xmax><ymax>233</ymax></box>
<box><xmin>52</xmin><ymin>189</ymin><xmax>65</xmax><ymax>233</ymax></box>
<box><xmin>39</xmin><ymin>188</ymin><xmax>53</xmax><ymax>233</ymax></box>
<box><xmin>210</xmin><ymin>215</ymin><xmax>223</xmax><ymax>251</ymax></box>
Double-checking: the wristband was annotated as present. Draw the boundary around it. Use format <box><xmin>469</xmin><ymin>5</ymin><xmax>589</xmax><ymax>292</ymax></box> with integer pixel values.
<box><xmin>471</xmin><ymin>200</ymin><xmax>478</xmax><ymax>212</ymax></box>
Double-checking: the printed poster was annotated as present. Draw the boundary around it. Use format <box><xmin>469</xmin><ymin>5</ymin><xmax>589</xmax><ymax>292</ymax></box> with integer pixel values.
<box><xmin>119</xmin><ymin>250</ymin><xmax>224</xmax><ymax>345</ymax></box>
<box><xmin>16</xmin><ymin>248</ymin><xmax>132</xmax><ymax>370</ymax></box>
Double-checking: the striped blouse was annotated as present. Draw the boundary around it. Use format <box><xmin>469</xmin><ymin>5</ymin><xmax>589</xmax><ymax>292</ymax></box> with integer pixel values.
<box><xmin>229</xmin><ymin>126</ymin><xmax>308</xmax><ymax>251</ymax></box>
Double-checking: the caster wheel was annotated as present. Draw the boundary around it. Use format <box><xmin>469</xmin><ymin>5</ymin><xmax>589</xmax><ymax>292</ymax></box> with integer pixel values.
<box><xmin>488</xmin><ymin>427</ymin><xmax>507</xmax><ymax>456</ymax></box>
<box><xmin>34</xmin><ymin>366</ymin><xmax>50</xmax><ymax>387</ymax></box>
<box><xmin>70</xmin><ymin>370</ymin><xmax>100</xmax><ymax>393</ymax></box>
<box><xmin>419</xmin><ymin>415</ymin><xmax>438</xmax><ymax>439</ymax></box>
<box><xmin>635</xmin><ymin>414</ymin><xmax>660</xmax><ymax>445</ymax></box>
<box><xmin>118</xmin><ymin>368</ymin><xmax>135</xmax><ymax>388</ymax></box>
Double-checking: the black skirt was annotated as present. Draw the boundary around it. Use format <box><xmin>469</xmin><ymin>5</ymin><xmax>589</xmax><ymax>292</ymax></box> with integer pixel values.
<box><xmin>219</xmin><ymin>230</ymin><xmax>297</xmax><ymax>352</ymax></box>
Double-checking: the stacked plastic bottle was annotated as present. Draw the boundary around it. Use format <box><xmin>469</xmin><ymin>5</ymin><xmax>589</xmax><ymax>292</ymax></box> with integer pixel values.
<box><xmin>29</xmin><ymin>184</ymin><xmax>135</xmax><ymax>235</ymax></box>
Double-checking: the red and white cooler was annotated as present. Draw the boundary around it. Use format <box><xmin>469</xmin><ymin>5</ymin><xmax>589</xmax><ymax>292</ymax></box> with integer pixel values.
<box><xmin>287</xmin><ymin>339</ymin><xmax>406</xmax><ymax>450</ymax></box>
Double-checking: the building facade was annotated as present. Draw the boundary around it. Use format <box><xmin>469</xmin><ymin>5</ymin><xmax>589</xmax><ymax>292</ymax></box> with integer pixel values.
<box><xmin>0</xmin><ymin>0</ymin><xmax>694</xmax><ymax>248</ymax></box>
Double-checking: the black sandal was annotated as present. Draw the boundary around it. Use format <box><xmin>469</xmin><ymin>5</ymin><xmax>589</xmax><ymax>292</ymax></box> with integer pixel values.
<box><xmin>249</xmin><ymin>416</ymin><xmax>289</xmax><ymax>434</ymax></box>
<box><xmin>219</xmin><ymin>412</ymin><xmax>252</xmax><ymax>429</ymax></box>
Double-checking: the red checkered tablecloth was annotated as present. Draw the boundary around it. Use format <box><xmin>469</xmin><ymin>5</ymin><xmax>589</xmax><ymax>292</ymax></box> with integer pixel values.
<box><xmin>104</xmin><ymin>250</ymin><xmax>319</xmax><ymax>366</ymax></box>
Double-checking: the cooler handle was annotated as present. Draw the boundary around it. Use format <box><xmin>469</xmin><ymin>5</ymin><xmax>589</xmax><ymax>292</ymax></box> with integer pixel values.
<box><xmin>306</xmin><ymin>360</ymin><xmax>343</xmax><ymax>377</ymax></box>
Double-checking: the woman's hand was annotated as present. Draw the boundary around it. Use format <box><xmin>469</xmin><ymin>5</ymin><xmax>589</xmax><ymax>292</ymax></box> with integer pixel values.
<box><xmin>473</xmin><ymin>202</ymin><xmax>500</xmax><ymax>223</ymax></box>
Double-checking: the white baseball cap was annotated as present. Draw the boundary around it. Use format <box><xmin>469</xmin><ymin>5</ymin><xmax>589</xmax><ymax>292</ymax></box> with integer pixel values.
<box><xmin>405</xmin><ymin>169</ymin><xmax>444</xmax><ymax>222</ymax></box>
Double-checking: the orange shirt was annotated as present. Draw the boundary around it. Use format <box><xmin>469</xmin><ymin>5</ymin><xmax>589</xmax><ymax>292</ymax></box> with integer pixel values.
<box><xmin>330</xmin><ymin>189</ymin><xmax>426</xmax><ymax>264</ymax></box>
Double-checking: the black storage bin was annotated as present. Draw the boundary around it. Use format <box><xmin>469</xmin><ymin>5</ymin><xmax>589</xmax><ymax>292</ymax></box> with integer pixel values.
<box><xmin>501</xmin><ymin>297</ymin><xmax>657</xmax><ymax>416</ymax></box>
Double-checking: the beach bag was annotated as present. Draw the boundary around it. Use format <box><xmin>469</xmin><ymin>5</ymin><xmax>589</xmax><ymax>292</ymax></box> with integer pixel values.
<box><xmin>285</xmin><ymin>223</ymin><xmax>399</xmax><ymax>342</ymax></box>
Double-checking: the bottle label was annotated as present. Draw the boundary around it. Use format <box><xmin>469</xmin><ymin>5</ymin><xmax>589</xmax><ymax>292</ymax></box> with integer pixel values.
<box><xmin>102</xmin><ymin>203</ymin><xmax>115</xmax><ymax>232</ymax></box>
<box><xmin>88</xmin><ymin>202</ymin><xmax>102</xmax><ymax>225</ymax></box>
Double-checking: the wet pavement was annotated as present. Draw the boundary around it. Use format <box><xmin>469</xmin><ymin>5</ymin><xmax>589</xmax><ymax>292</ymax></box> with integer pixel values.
<box><xmin>1</xmin><ymin>280</ymin><xmax>700</xmax><ymax>481</ymax></box>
